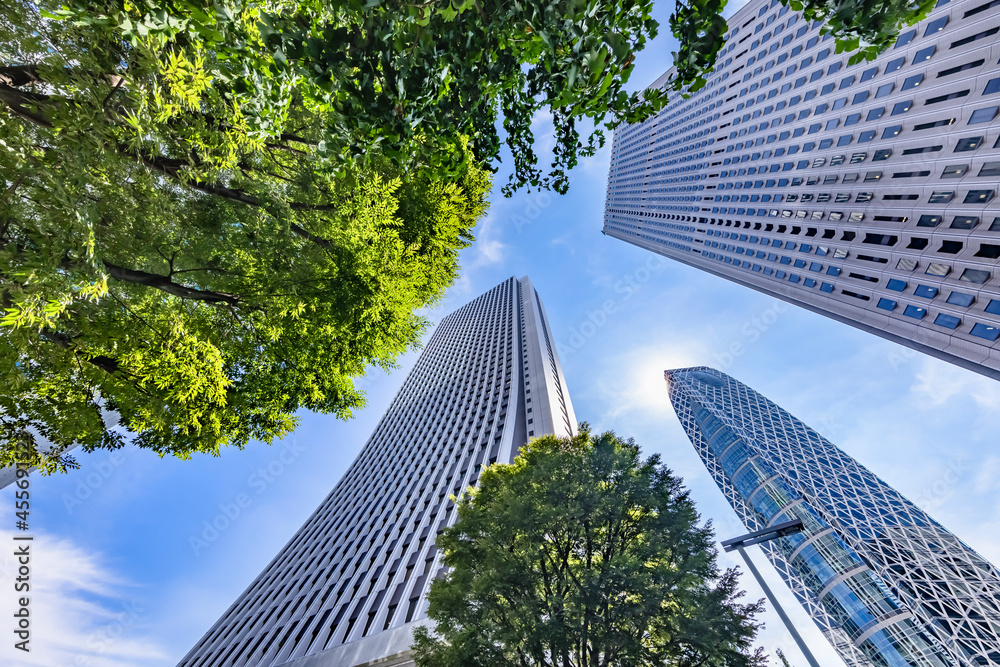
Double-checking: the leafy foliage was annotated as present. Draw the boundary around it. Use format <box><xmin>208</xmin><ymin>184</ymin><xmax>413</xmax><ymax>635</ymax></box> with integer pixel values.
<box><xmin>38</xmin><ymin>0</ymin><xmax>666</xmax><ymax>195</ymax></box>
<box><xmin>671</xmin><ymin>0</ymin><xmax>938</xmax><ymax>97</ymax></box>
<box><xmin>0</xmin><ymin>3</ymin><xmax>490</xmax><ymax>469</ymax></box>
<box><xmin>413</xmin><ymin>426</ymin><xmax>766</xmax><ymax>667</ymax></box>
<box><xmin>0</xmin><ymin>0</ymin><xmax>670</xmax><ymax>469</ymax></box>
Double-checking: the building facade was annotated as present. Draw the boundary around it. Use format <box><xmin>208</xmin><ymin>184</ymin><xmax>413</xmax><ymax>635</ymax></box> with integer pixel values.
<box><xmin>606</xmin><ymin>0</ymin><xmax>1000</xmax><ymax>380</ymax></box>
<box><xmin>666</xmin><ymin>366</ymin><xmax>1000</xmax><ymax>667</ymax></box>
<box><xmin>178</xmin><ymin>276</ymin><xmax>576</xmax><ymax>667</ymax></box>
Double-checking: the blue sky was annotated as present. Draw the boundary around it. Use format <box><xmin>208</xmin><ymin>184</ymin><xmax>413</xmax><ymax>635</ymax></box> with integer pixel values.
<box><xmin>3</xmin><ymin>3</ymin><xmax>1000</xmax><ymax>665</ymax></box>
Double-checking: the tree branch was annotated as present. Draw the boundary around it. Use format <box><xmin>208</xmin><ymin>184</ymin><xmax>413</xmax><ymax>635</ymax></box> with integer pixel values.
<box><xmin>102</xmin><ymin>259</ymin><xmax>242</xmax><ymax>305</ymax></box>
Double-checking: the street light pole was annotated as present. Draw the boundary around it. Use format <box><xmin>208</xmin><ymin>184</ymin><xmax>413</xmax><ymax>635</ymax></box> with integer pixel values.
<box><xmin>722</xmin><ymin>520</ymin><xmax>822</xmax><ymax>667</ymax></box>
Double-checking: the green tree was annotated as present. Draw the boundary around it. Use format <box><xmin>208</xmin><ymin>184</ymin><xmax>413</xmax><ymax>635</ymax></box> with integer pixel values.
<box><xmin>27</xmin><ymin>0</ymin><xmax>666</xmax><ymax>196</ymax></box>
<box><xmin>671</xmin><ymin>0</ymin><xmax>938</xmax><ymax>92</ymax></box>
<box><xmin>413</xmin><ymin>426</ymin><xmax>766</xmax><ymax>667</ymax></box>
<box><xmin>1</xmin><ymin>0</ymin><xmax>667</xmax><ymax>470</ymax></box>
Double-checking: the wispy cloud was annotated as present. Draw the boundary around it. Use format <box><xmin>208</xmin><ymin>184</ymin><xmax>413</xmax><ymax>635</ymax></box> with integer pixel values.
<box><xmin>911</xmin><ymin>359</ymin><xmax>1000</xmax><ymax>409</ymax></box>
<box><xmin>0</xmin><ymin>529</ymin><xmax>165</xmax><ymax>667</ymax></box>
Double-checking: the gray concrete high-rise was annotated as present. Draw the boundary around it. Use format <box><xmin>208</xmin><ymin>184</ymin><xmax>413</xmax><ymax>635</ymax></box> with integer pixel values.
<box><xmin>178</xmin><ymin>276</ymin><xmax>576</xmax><ymax>667</ymax></box>
<box><xmin>606</xmin><ymin>0</ymin><xmax>1000</xmax><ymax>380</ymax></box>
<box><xmin>667</xmin><ymin>366</ymin><xmax>1000</xmax><ymax>667</ymax></box>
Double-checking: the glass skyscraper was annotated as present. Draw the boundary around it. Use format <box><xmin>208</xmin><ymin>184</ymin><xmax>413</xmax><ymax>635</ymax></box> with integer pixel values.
<box><xmin>606</xmin><ymin>0</ymin><xmax>1000</xmax><ymax>380</ymax></box>
<box><xmin>178</xmin><ymin>276</ymin><xmax>576</xmax><ymax>667</ymax></box>
<box><xmin>666</xmin><ymin>366</ymin><xmax>1000</xmax><ymax>666</ymax></box>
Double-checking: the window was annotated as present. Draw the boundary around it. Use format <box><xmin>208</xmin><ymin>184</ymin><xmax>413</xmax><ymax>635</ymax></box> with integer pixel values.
<box><xmin>985</xmin><ymin>78</ymin><xmax>1000</xmax><ymax>95</ymax></box>
<box><xmin>864</xmin><ymin>171</ymin><xmax>882</xmax><ymax>182</ymax></box>
<box><xmin>903</xmin><ymin>304</ymin><xmax>927</xmax><ymax>319</ymax></box>
<box><xmin>971</xmin><ymin>323</ymin><xmax>1000</xmax><ymax>341</ymax></box>
<box><xmin>885</xmin><ymin>57</ymin><xmax>905</xmax><ymax>74</ymax></box>
<box><xmin>917</xmin><ymin>215</ymin><xmax>942</xmax><ymax>227</ymax></box>
<box><xmin>951</xmin><ymin>26</ymin><xmax>1000</xmax><ymax>48</ymax></box>
<box><xmin>928</xmin><ymin>191</ymin><xmax>954</xmax><ymax>203</ymax></box>
<box><xmin>873</xmin><ymin>149</ymin><xmax>892</xmax><ymax>161</ymax></box>
<box><xmin>976</xmin><ymin>244</ymin><xmax>1000</xmax><ymax>259</ymax></box>
<box><xmin>968</xmin><ymin>106</ymin><xmax>999</xmax><ymax>124</ymax></box>
<box><xmin>938</xmin><ymin>59</ymin><xmax>984</xmax><ymax>77</ymax></box>
<box><xmin>893</xmin><ymin>170</ymin><xmax>930</xmax><ymax>178</ymax></box>
<box><xmin>845</xmin><ymin>113</ymin><xmax>861</xmax><ymax>126</ymax></box>
<box><xmin>877</xmin><ymin>298</ymin><xmax>897</xmax><ymax>311</ymax></box>
<box><xmin>833</xmin><ymin>97</ymin><xmax>847</xmax><ymax>110</ymax></box>
<box><xmin>951</xmin><ymin>216</ymin><xmax>979</xmax><ymax>229</ymax></box>
<box><xmin>914</xmin><ymin>285</ymin><xmax>939</xmax><ymax>299</ymax></box>
<box><xmin>860</xmin><ymin>66</ymin><xmax>878</xmax><ymax>82</ymax></box>
<box><xmin>955</xmin><ymin>136</ymin><xmax>984</xmax><ymax>151</ymax></box>
<box><xmin>859</xmin><ymin>130</ymin><xmax>876</xmax><ymax>142</ymax></box>
<box><xmin>914</xmin><ymin>46</ymin><xmax>936</xmax><ymax>63</ymax></box>
<box><xmin>908</xmin><ymin>238</ymin><xmax>929</xmax><ymax>249</ymax></box>
<box><xmin>895</xmin><ymin>30</ymin><xmax>915</xmax><ymax>48</ymax></box>
<box><xmin>946</xmin><ymin>291</ymin><xmax>975</xmax><ymax>307</ymax></box>
<box><xmin>923</xmin><ymin>16</ymin><xmax>948</xmax><ymax>36</ymax></box>
<box><xmin>960</xmin><ymin>268</ymin><xmax>990</xmax><ymax>284</ymax></box>
<box><xmin>882</xmin><ymin>125</ymin><xmax>902</xmax><ymax>139</ymax></box>
<box><xmin>839</xmin><ymin>75</ymin><xmax>855</xmax><ymax>89</ymax></box>
<box><xmin>852</xmin><ymin>91</ymin><xmax>869</xmax><ymax>105</ymax></box>
<box><xmin>867</xmin><ymin>107</ymin><xmax>885</xmax><ymax>121</ymax></box>
<box><xmin>964</xmin><ymin>190</ymin><xmax>995</xmax><ymax>204</ymax></box>
<box><xmin>926</xmin><ymin>90</ymin><xmax>969</xmax><ymax>105</ymax></box>
<box><xmin>979</xmin><ymin>162</ymin><xmax>1000</xmax><ymax>177</ymax></box>
<box><xmin>934</xmin><ymin>313</ymin><xmax>961</xmax><ymax>329</ymax></box>
<box><xmin>891</xmin><ymin>100</ymin><xmax>912</xmax><ymax>115</ymax></box>
<box><xmin>942</xmin><ymin>164</ymin><xmax>968</xmax><ymax>178</ymax></box>
<box><xmin>887</xmin><ymin>279</ymin><xmax>907</xmax><ymax>292</ymax></box>
<box><xmin>850</xmin><ymin>152</ymin><xmax>866</xmax><ymax>164</ymax></box>
<box><xmin>875</xmin><ymin>83</ymin><xmax>895</xmax><ymax>98</ymax></box>
<box><xmin>987</xmin><ymin>299</ymin><xmax>1000</xmax><ymax>316</ymax></box>
<box><xmin>914</xmin><ymin>118</ymin><xmax>955</xmax><ymax>130</ymax></box>
<box><xmin>856</xmin><ymin>192</ymin><xmax>873</xmax><ymax>203</ymax></box>
<box><xmin>897</xmin><ymin>258</ymin><xmax>918</xmax><ymax>271</ymax></box>
<box><xmin>903</xmin><ymin>145</ymin><xmax>942</xmax><ymax>155</ymax></box>
<box><xmin>902</xmin><ymin>74</ymin><xmax>923</xmax><ymax>91</ymax></box>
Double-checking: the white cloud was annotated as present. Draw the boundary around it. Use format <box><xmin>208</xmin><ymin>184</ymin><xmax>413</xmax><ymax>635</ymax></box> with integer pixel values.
<box><xmin>911</xmin><ymin>359</ymin><xmax>1000</xmax><ymax>409</ymax></box>
<box><xmin>0</xmin><ymin>529</ymin><xmax>166</xmax><ymax>667</ymax></box>
<box><xmin>466</xmin><ymin>212</ymin><xmax>506</xmax><ymax>271</ymax></box>
<box><xmin>975</xmin><ymin>457</ymin><xmax>1000</xmax><ymax>495</ymax></box>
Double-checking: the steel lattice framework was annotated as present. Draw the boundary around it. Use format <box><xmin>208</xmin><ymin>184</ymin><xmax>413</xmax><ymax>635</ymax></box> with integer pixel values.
<box><xmin>667</xmin><ymin>367</ymin><xmax>1000</xmax><ymax>666</ymax></box>
<box><xmin>178</xmin><ymin>276</ymin><xmax>576</xmax><ymax>667</ymax></box>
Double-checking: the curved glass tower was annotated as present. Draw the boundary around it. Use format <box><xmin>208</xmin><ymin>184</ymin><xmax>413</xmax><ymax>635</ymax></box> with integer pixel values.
<box><xmin>178</xmin><ymin>277</ymin><xmax>576</xmax><ymax>667</ymax></box>
<box><xmin>667</xmin><ymin>367</ymin><xmax>1000</xmax><ymax>667</ymax></box>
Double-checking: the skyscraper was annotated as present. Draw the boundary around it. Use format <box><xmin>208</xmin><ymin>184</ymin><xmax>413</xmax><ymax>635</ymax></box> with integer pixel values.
<box><xmin>178</xmin><ymin>276</ymin><xmax>576</xmax><ymax>667</ymax></box>
<box><xmin>666</xmin><ymin>366</ymin><xmax>1000</xmax><ymax>666</ymax></box>
<box><xmin>606</xmin><ymin>0</ymin><xmax>1000</xmax><ymax>380</ymax></box>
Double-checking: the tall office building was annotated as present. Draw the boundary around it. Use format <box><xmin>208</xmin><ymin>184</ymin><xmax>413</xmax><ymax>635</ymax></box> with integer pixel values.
<box><xmin>178</xmin><ymin>276</ymin><xmax>576</xmax><ymax>667</ymax></box>
<box><xmin>605</xmin><ymin>0</ymin><xmax>1000</xmax><ymax>380</ymax></box>
<box><xmin>666</xmin><ymin>366</ymin><xmax>1000</xmax><ymax>667</ymax></box>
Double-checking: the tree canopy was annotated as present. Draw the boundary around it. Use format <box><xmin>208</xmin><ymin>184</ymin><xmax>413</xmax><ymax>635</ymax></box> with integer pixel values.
<box><xmin>672</xmin><ymin>0</ymin><xmax>938</xmax><ymax>91</ymax></box>
<box><xmin>413</xmin><ymin>427</ymin><xmax>766</xmax><ymax>667</ymax></box>
<box><xmin>0</xmin><ymin>0</ymin><xmax>668</xmax><ymax>470</ymax></box>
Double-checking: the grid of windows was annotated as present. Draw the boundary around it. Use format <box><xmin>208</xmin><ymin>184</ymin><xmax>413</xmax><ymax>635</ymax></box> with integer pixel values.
<box><xmin>178</xmin><ymin>277</ymin><xmax>576</xmax><ymax>667</ymax></box>
<box><xmin>605</xmin><ymin>0</ymin><xmax>1000</xmax><ymax>381</ymax></box>
<box><xmin>667</xmin><ymin>367</ymin><xmax>1000</xmax><ymax>667</ymax></box>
